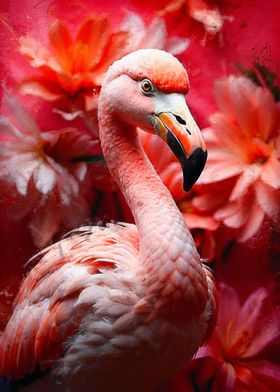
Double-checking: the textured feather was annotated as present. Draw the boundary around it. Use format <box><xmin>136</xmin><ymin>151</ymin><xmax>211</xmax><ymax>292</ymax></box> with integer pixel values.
<box><xmin>0</xmin><ymin>223</ymin><xmax>139</xmax><ymax>379</ymax></box>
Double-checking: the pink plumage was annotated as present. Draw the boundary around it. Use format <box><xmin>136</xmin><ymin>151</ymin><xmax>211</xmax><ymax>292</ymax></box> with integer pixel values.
<box><xmin>0</xmin><ymin>49</ymin><xmax>216</xmax><ymax>392</ymax></box>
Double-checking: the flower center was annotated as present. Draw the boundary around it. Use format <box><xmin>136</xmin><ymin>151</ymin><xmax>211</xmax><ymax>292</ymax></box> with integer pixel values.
<box><xmin>246</xmin><ymin>138</ymin><xmax>271</xmax><ymax>164</ymax></box>
<box><xmin>223</xmin><ymin>330</ymin><xmax>252</xmax><ymax>362</ymax></box>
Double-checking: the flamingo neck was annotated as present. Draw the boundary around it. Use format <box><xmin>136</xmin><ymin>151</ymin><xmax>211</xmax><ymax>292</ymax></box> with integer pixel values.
<box><xmin>98</xmin><ymin>105</ymin><xmax>208</xmax><ymax>322</ymax></box>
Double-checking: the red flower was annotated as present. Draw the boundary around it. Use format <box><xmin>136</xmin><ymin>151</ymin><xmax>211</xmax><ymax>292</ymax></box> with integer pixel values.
<box><xmin>18</xmin><ymin>11</ymin><xmax>188</xmax><ymax>116</ymax></box>
<box><xmin>195</xmin><ymin>283</ymin><xmax>280</xmax><ymax>391</ymax></box>
<box><xmin>164</xmin><ymin>283</ymin><xmax>280</xmax><ymax>392</ymax></box>
<box><xmin>160</xmin><ymin>0</ymin><xmax>231</xmax><ymax>43</ymax></box>
<box><xmin>19</xmin><ymin>14</ymin><xmax>129</xmax><ymax>112</ymax></box>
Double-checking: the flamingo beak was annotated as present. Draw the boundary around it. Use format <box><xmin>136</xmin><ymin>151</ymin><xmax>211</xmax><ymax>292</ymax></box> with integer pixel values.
<box><xmin>154</xmin><ymin>107</ymin><xmax>207</xmax><ymax>191</ymax></box>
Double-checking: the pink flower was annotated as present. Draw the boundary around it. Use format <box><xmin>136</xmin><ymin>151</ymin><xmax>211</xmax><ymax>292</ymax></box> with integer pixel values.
<box><xmin>0</xmin><ymin>89</ymin><xmax>96</xmax><ymax>248</ymax></box>
<box><xmin>199</xmin><ymin>76</ymin><xmax>280</xmax><ymax>242</ymax></box>
<box><xmin>193</xmin><ymin>283</ymin><xmax>280</xmax><ymax>391</ymax></box>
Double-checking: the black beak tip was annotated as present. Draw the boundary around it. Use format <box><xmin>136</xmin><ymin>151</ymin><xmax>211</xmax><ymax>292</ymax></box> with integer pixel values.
<box><xmin>183</xmin><ymin>148</ymin><xmax>207</xmax><ymax>192</ymax></box>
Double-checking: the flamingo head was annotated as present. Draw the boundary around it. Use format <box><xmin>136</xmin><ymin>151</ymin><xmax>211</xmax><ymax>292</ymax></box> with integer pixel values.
<box><xmin>100</xmin><ymin>49</ymin><xmax>207</xmax><ymax>191</ymax></box>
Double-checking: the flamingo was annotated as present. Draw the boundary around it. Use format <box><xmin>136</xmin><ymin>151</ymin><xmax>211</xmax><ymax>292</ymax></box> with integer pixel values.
<box><xmin>0</xmin><ymin>49</ymin><xmax>216</xmax><ymax>392</ymax></box>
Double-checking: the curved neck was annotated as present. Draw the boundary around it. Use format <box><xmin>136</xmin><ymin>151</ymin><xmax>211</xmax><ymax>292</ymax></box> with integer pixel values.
<box><xmin>98</xmin><ymin>98</ymin><xmax>208</xmax><ymax>320</ymax></box>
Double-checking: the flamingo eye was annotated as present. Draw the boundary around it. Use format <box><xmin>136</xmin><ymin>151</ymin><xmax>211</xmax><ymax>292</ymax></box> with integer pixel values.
<box><xmin>140</xmin><ymin>79</ymin><xmax>154</xmax><ymax>95</ymax></box>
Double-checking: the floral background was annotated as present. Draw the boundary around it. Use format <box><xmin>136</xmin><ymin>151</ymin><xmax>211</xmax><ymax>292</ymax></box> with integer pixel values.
<box><xmin>0</xmin><ymin>0</ymin><xmax>279</xmax><ymax>391</ymax></box>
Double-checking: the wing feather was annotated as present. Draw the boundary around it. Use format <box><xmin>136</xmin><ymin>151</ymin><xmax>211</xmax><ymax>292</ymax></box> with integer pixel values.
<box><xmin>0</xmin><ymin>224</ymin><xmax>139</xmax><ymax>379</ymax></box>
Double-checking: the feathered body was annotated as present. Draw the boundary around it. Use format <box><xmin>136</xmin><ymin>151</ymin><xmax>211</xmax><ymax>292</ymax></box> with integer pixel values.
<box><xmin>0</xmin><ymin>49</ymin><xmax>216</xmax><ymax>392</ymax></box>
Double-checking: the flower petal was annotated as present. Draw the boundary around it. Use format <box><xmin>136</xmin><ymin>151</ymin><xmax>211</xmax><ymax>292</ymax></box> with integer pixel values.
<box><xmin>3</xmin><ymin>88</ymin><xmax>40</xmax><ymax>138</ymax></box>
<box><xmin>236</xmin><ymin>288</ymin><xmax>267</xmax><ymax>338</ymax></box>
<box><xmin>91</xmin><ymin>31</ymin><xmax>129</xmax><ymax>85</ymax></box>
<box><xmin>216</xmin><ymin>283</ymin><xmax>241</xmax><ymax>337</ymax></box>
<box><xmin>248</xmin><ymin>360</ymin><xmax>280</xmax><ymax>382</ymax></box>
<box><xmin>261</xmin><ymin>157</ymin><xmax>280</xmax><ymax>189</ymax></box>
<box><xmin>15</xmin><ymin>160</ymin><xmax>40</xmax><ymax>196</ymax></box>
<box><xmin>223</xmin><ymin>203</ymin><xmax>249</xmax><ymax>229</ymax></box>
<box><xmin>214</xmin><ymin>200</ymin><xmax>243</xmax><ymax>221</ymax></box>
<box><xmin>238</xmin><ymin>202</ymin><xmax>264</xmax><ymax>242</ymax></box>
<box><xmin>200</xmin><ymin>161</ymin><xmax>243</xmax><ymax>183</ymax></box>
<box><xmin>245</xmin><ymin>317</ymin><xmax>280</xmax><ymax>358</ymax></box>
<box><xmin>19</xmin><ymin>36</ymin><xmax>53</xmax><ymax>68</ymax></box>
<box><xmin>230</xmin><ymin>166</ymin><xmax>260</xmax><ymax>201</ymax></box>
<box><xmin>136</xmin><ymin>17</ymin><xmax>166</xmax><ymax>50</ymax></box>
<box><xmin>29</xmin><ymin>198</ymin><xmax>61</xmax><ymax>248</ymax></box>
<box><xmin>33</xmin><ymin>162</ymin><xmax>56</xmax><ymax>194</ymax></box>
<box><xmin>72</xmin><ymin>163</ymin><xmax>87</xmax><ymax>181</ymax></box>
<box><xmin>20</xmin><ymin>79</ymin><xmax>64</xmax><ymax>101</ymax></box>
<box><xmin>255</xmin><ymin>180</ymin><xmax>280</xmax><ymax>218</ymax></box>
<box><xmin>0</xmin><ymin>117</ymin><xmax>23</xmax><ymax>140</ymax></box>
<box><xmin>165</xmin><ymin>36</ymin><xmax>189</xmax><ymax>55</ymax></box>
<box><xmin>223</xmin><ymin>362</ymin><xmax>237</xmax><ymax>390</ymax></box>
<box><xmin>124</xmin><ymin>13</ymin><xmax>147</xmax><ymax>50</ymax></box>
<box><xmin>215</xmin><ymin>76</ymin><xmax>258</xmax><ymax>135</ymax></box>
<box><xmin>185</xmin><ymin>213</ymin><xmax>219</xmax><ymax>230</ymax></box>
<box><xmin>48</xmin><ymin>19</ymin><xmax>72</xmax><ymax>71</ymax></box>
<box><xmin>78</xmin><ymin>16</ymin><xmax>109</xmax><ymax>67</ymax></box>
<box><xmin>255</xmin><ymin>88</ymin><xmax>280</xmax><ymax>141</ymax></box>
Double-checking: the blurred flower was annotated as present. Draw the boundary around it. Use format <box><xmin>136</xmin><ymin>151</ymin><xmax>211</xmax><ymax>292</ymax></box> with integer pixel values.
<box><xmin>18</xmin><ymin>12</ymin><xmax>188</xmax><ymax>117</ymax></box>
<box><xmin>19</xmin><ymin>14</ymin><xmax>129</xmax><ymax>113</ymax></box>
<box><xmin>160</xmin><ymin>0</ymin><xmax>232</xmax><ymax>44</ymax></box>
<box><xmin>186</xmin><ymin>0</ymin><xmax>227</xmax><ymax>37</ymax></box>
<box><xmin>165</xmin><ymin>0</ymin><xmax>280</xmax><ymax>129</ymax></box>
<box><xmin>120</xmin><ymin>11</ymin><xmax>189</xmax><ymax>55</ymax></box>
<box><xmin>133</xmin><ymin>0</ymin><xmax>231</xmax><ymax>44</ymax></box>
<box><xmin>0</xmin><ymin>89</ymin><xmax>96</xmax><ymax>248</ymax></box>
<box><xmin>191</xmin><ymin>283</ymin><xmax>280</xmax><ymax>391</ymax></box>
<box><xmin>200</xmin><ymin>75</ymin><xmax>280</xmax><ymax>242</ymax></box>
<box><xmin>240</xmin><ymin>63</ymin><xmax>280</xmax><ymax>103</ymax></box>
